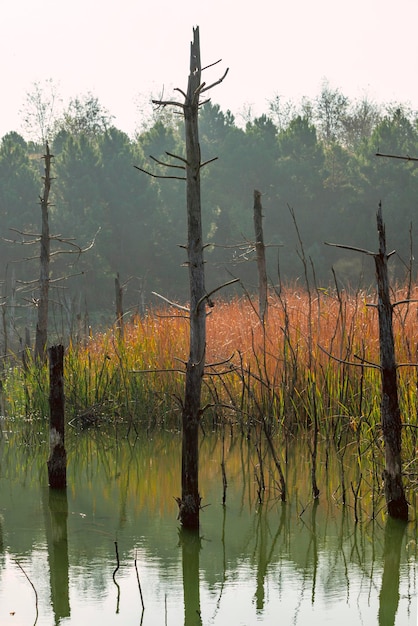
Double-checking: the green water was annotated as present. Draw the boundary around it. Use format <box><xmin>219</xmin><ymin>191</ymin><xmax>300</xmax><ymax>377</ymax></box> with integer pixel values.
<box><xmin>0</xmin><ymin>426</ymin><xmax>416</xmax><ymax>625</ymax></box>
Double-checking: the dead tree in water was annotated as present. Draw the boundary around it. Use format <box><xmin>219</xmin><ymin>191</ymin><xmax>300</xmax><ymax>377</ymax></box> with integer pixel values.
<box><xmin>326</xmin><ymin>202</ymin><xmax>408</xmax><ymax>520</ymax></box>
<box><xmin>135</xmin><ymin>27</ymin><xmax>228</xmax><ymax>529</ymax></box>
<box><xmin>47</xmin><ymin>344</ymin><xmax>66</xmax><ymax>489</ymax></box>
<box><xmin>374</xmin><ymin>206</ymin><xmax>408</xmax><ymax>520</ymax></box>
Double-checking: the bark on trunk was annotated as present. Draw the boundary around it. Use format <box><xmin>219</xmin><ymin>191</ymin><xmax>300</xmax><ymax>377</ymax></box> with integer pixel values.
<box><xmin>47</xmin><ymin>344</ymin><xmax>67</xmax><ymax>489</ymax></box>
<box><xmin>178</xmin><ymin>26</ymin><xmax>206</xmax><ymax>529</ymax></box>
<box><xmin>253</xmin><ymin>189</ymin><xmax>268</xmax><ymax>323</ymax></box>
<box><xmin>35</xmin><ymin>143</ymin><xmax>52</xmax><ymax>364</ymax></box>
<box><xmin>374</xmin><ymin>204</ymin><xmax>408</xmax><ymax>520</ymax></box>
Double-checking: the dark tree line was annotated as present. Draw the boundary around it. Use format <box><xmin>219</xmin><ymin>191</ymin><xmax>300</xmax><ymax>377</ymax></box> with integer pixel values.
<box><xmin>1</xmin><ymin>88</ymin><xmax>418</xmax><ymax>329</ymax></box>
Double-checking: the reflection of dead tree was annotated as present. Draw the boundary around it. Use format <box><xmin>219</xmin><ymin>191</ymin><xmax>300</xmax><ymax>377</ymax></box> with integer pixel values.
<box><xmin>135</xmin><ymin>27</ymin><xmax>228</xmax><ymax>529</ymax></box>
<box><xmin>326</xmin><ymin>202</ymin><xmax>409</xmax><ymax>520</ymax></box>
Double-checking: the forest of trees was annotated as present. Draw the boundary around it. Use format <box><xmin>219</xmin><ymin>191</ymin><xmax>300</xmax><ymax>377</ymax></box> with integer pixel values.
<box><xmin>1</xmin><ymin>84</ymin><xmax>418</xmax><ymax>333</ymax></box>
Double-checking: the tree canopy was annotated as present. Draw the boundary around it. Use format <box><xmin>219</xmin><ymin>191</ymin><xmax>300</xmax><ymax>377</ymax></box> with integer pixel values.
<box><xmin>1</xmin><ymin>90</ymin><xmax>418</xmax><ymax>326</ymax></box>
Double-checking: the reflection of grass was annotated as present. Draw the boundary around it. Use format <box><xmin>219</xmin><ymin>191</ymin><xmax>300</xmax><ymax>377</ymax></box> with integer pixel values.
<box><xmin>2</xmin><ymin>286</ymin><xmax>418</xmax><ymax>508</ymax></box>
<box><xmin>0</xmin><ymin>429</ymin><xmax>416</xmax><ymax>624</ymax></box>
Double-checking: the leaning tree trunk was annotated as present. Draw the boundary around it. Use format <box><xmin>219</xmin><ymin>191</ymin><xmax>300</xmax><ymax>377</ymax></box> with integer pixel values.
<box><xmin>35</xmin><ymin>143</ymin><xmax>52</xmax><ymax>364</ymax></box>
<box><xmin>178</xmin><ymin>27</ymin><xmax>206</xmax><ymax>529</ymax></box>
<box><xmin>374</xmin><ymin>203</ymin><xmax>408</xmax><ymax>520</ymax></box>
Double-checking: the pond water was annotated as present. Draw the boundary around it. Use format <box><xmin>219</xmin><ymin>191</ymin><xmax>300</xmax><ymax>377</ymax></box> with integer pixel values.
<box><xmin>0</xmin><ymin>426</ymin><xmax>416</xmax><ymax>626</ymax></box>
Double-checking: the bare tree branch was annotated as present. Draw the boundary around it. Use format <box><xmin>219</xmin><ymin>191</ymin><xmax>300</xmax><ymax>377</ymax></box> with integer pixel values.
<box><xmin>152</xmin><ymin>98</ymin><xmax>185</xmax><ymax>109</ymax></box>
<box><xmin>200</xmin><ymin>68</ymin><xmax>229</xmax><ymax>94</ymax></box>
<box><xmin>133</xmin><ymin>165</ymin><xmax>186</xmax><ymax>181</ymax></box>
<box><xmin>195</xmin><ymin>278</ymin><xmax>240</xmax><ymax>312</ymax></box>
<box><xmin>149</xmin><ymin>155</ymin><xmax>185</xmax><ymax>171</ymax></box>
<box><xmin>202</xmin><ymin>58</ymin><xmax>223</xmax><ymax>71</ymax></box>
<box><xmin>376</xmin><ymin>152</ymin><xmax>418</xmax><ymax>162</ymax></box>
<box><xmin>200</xmin><ymin>157</ymin><xmax>218</xmax><ymax>168</ymax></box>
<box><xmin>325</xmin><ymin>241</ymin><xmax>376</xmax><ymax>256</ymax></box>
<box><xmin>325</xmin><ymin>240</ymin><xmax>396</xmax><ymax>258</ymax></box>
<box><xmin>166</xmin><ymin>151</ymin><xmax>189</xmax><ymax>165</ymax></box>
<box><xmin>151</xmin><ymin>291</ymin><xmax>190</xmax><ymax>312</ymax></box>
<box><xmin>318</xmin><ymin>343</ymin><xmax>380</xmax><ymax>369</ymax></box>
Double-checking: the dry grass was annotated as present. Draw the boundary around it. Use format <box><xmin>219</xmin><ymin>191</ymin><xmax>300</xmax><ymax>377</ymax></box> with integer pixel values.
<box><xmin>2</xmin><ymin>283</ymin><xmax>417</xmax><ymax>515</ymax></box>
<box><xmin>4</xmin><ymin>284</ymin><xmax>418</xmax><ymax>443</ymax></box>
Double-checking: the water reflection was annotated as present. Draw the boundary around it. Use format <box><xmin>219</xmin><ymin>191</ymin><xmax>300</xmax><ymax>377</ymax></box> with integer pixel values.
<box><xmin>254</xmin><ymin>502</ymin><xmax>287</xmax><ymax>611</ymax></box>
<box><xmin>379</xmin><ymin>518</ymin><xmax>408</xmax><ymax>626</ymax></box>
<box><xmin>43</xmin><ymin>488</ymin><xmax>70</xmax><ymax>623</ymax></box>
<box><xmin>0</xmin><ymin>429</ymin><xmax>415</xmax><ymax>625</ymax></box>
<box><xmin>180</xmin><ymin>529</ymin><xmax>202</xmax><ymax>626</ymax></box>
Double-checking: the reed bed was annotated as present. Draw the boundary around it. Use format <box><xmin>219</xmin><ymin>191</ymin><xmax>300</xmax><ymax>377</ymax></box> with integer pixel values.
<box><xmin>1</xmin><ymin>284</ymin><xmax>417</xmax><ymax>506</ymax></box>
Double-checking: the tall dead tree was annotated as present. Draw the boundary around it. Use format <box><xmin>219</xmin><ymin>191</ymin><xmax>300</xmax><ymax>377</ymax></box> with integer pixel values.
<box><xmin>135</xmin><ymin>27</ymin><xmax>228</xmax><ymax>528</ymax></box>
<box><xmin>8</xmin><ymin>144</ymin><xmax>97</xmax><ymax>364</ymax></box>
<box><xmin>35</xmin><ymin>143</ymin><xmax>53</xmax><ymax>363</ymax></box>
<box><xmin>326</xmin><ymin>202</ymin><xmax>408</xmax><ymax>520</ymax></box>
<box><xmin>374</xmin><ymin>205</ymin><xmax>408</xmax><ymax>520</ymax></box>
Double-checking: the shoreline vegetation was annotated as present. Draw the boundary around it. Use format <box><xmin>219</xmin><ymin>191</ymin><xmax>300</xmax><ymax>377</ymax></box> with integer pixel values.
<box><xmin>2</xmin><ymin>286</ymin><xmax>417</xmax><ymax>521</ymax></box>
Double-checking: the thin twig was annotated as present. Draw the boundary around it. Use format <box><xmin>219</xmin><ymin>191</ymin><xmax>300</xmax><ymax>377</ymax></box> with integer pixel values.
<box><xmin>151</xmin><ymin>291</ymin><xmax>190</xmax><ymax>312</ymax></box>
<box><xmin>195</xmin><ymin>278</ymin><xmax>240</xmax><ymax>312</ymax></box>
<box><xmin>14</xmin><ymin>560</ymin><xmax>39</xmax><ymax>625</ymax></box>
<box><xmin>133</xmin><ymin>165</ymin><xmax>186</xmax><ymax>181</ymax></box>
<box><xmin>113</xmin><ymin>540</ymin><xmax>120</xmax><ymax>582</ymax></box>
<box><xmin>376</xmin><ymin>151</ymin><xmax>418</xmax><ymax>162</ymax></box>
<box><xmin>113</xmin><ymin>541</ymin><xmax>121</xmax><ymax>613</ymax></box>
<box><xmin>135</xmin><ymin>550</ymin><xmax>145</xmax><ymax>611</ymax></box>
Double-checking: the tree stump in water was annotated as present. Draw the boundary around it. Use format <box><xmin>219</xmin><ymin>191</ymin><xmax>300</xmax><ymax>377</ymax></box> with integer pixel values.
<box><xmin>47</xmin><ymin>345</ymin><xmax>67</xmax><ymax>489</ymax></box>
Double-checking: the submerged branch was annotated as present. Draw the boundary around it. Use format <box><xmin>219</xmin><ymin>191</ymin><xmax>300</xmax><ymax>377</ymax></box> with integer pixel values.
<box><xmin>134</xmin><ymin>550</ymin><xmax>145</xmax><ymax>611</ymax></box>
<box><xmin>15</xmin><ymin>560</ymin><xmax>39</xmax><ymax>625</ymax></box>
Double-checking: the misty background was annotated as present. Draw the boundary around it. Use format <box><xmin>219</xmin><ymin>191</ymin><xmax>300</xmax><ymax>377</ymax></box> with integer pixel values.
<box><xmin>1</xmin><ymin>82</ymin><xmax>417</xmax><ymax>333</ymax></box>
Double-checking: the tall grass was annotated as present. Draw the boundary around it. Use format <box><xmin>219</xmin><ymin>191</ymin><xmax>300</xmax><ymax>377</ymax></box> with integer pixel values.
<box><xmin>2</xmin><ymin>285</ymin><xmax>417</xmax><ymax>502</ymax></box>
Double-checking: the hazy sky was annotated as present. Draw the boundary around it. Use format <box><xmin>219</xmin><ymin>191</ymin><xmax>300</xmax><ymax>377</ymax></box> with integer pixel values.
<box><xmin>1</xmin><ymin>0</ymin><xmax>418</xmax><ymax>138</ymax></box>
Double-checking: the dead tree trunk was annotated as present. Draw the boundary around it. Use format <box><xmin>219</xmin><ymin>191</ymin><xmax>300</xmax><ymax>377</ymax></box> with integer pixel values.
<box><xmin>177</xmin><ymin>27</ymin><xmax>207</xmax><ymax>530</ymax></box>
<box><xmin>35</xmin><ymin>143</ymin><xmax>52</xmax><ymax>364</ymax></box>
<box><xmin>374</xmin><ymin>204</ymin><xmax>408</xmax><ymax>520</ymax></box>
<box><xmin>47</xmin><ymin>344</ymin><xmax>66</xmax><ymax>489</ymax></box>
<box><xmin>326</xmin><ymin>202</ymin><xmax>408</xmax><ymax>520</ymax></box>
<box><xmin>135</xmin><ymin>27</ymin><xmax>228</xmax><ymax>529</ymax></box>
<box><xmin>253</xmin><ymin>190</ymin><xmax>268</xmax><ymax>323</ymax></box>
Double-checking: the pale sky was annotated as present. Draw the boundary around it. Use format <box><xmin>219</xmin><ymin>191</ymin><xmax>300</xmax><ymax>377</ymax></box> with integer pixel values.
<box><xmin>1</xmin><ymin>0</ymin><xmax>418</xmax><ymax>139</ymax></box>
